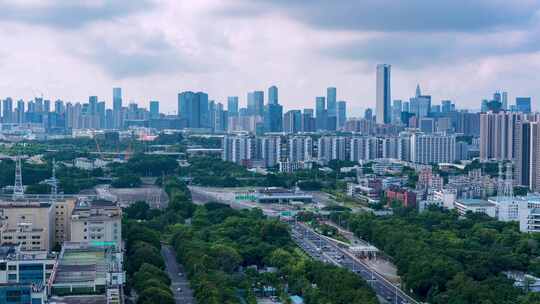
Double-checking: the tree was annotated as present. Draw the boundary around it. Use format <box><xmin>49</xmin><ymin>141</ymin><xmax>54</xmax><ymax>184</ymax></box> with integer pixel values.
<box><xmin>260</xmin><ymin>220</ymin><xmax>290</xmax><ymax>247</ymax></box>
<box><xmin>111</xmin><ymin>174</ymin><xmax>142</xmax><ymax>188</ymax></box>
<box><xmin>137</xmin><ymin>287</ymin><xmax>174</xmax><ymax>304</ymax></box>
<box><xmin>125</xmin><ymin>201</ymin><xmax>150</xmax><ymax>220</ymax></box>
<box><xmin>133</xmin><ymin>263</ymin><xmax>170</xmax><ymax>291</ymax></box>
<box><xmin>127</xmin><ymin>242</ymin><xmax>164</xmax><ymax>274</ymax></box>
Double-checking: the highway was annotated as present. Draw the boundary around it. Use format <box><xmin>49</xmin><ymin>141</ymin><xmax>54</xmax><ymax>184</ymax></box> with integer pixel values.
<box><xmin>161</xmin><ymin>245</ymin><xmax>196</xmax><ymax>304</ymax></box>
<box><xmin>188</xmin><ymin>186</ymin><xmax>417</xmax><ymax>303</ymax></box>
<box><xmin>290</xmin><ymin>222</ymin><xmax>418</xmax><ymax>304</ymax></box>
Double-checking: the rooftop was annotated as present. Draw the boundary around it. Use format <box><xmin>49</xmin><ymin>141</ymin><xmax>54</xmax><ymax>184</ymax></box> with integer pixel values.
<box><xmin>457</xmin><ymin>199</ymin><xmax>494</xmax><ymax>207</ymax></box>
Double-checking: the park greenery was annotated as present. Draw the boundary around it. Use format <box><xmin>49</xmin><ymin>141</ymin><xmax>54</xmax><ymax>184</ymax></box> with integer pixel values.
<box><xmin>329</xmin><ymin>207</ymin><xmax>540</xmax><ymax>304</ymax></box>
<box><xmin>171</xmin><ymin>203</ymin><xmax>378</xmax><ymax>304</ymax></box>
<box><xmin>122</xmin><ymin>176</ymin><xmax>377</xmax><ymax>304</ymax></box>
<box><xmin>180</xmin><ymin>156</ymin><xmax>348</xmax><ymax>191</ymax></box>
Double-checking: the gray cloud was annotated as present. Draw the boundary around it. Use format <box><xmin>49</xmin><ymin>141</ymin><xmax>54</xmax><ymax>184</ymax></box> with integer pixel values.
<box><xmin>221</xmin><ymin>0</ymin><xmax>540</xmax><ymax>32</ymax></box>
<box><xmin>72</xmin><ymin>32</ymin><xmax>200</xmax><ymax>79</ymax></box>
<box><xmin>323</xmin><ymin>28</ymin><xmax>540</xmax><ymax>68</ymax></box>
<box><xmin>0</xmin><ymin>0</ymin><xmax>155</xmax><ymax>28</ymax></box>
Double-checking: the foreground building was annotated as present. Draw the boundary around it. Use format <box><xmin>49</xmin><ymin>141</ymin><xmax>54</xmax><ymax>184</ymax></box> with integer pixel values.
<box><xmin>70</xmin><ymin>200</ymin><xmax>122</xmax><ymax>250</ymax></box>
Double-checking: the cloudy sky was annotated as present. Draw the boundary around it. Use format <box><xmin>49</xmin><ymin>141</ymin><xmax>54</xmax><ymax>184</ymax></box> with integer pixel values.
<box><xmin>0</xmin><ymin>0</ymin><xmax>539</xmax><ymax>116</ymax></box>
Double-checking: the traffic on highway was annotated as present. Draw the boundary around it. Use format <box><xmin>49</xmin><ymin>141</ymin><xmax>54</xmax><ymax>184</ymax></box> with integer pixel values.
<box><xmin>289</xmin><ymin>222</ymin><xmax>418</xmax><ymax>304</ymax></box>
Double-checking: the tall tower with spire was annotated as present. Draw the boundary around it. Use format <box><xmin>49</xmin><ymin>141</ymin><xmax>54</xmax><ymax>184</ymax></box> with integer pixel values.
<box><xmin>416</xmin><ymin>84</ymin><xmax>422</xmax><ymax>97</ymax></box>
<box><xmin>13</xmin><ymin>155</ymin><xmax>24</xmax><ymax>199</ymax></box>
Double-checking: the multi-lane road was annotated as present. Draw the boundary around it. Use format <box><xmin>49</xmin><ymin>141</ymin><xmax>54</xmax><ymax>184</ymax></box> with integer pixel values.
<box><xmin>161</xmin><ymin>245</ymin><xmax>196</xmax><ymax>304</ymax></box>
<box><xmin>290</xmin><ymin>222</ymin><xmax>418</xmax><ymax>304</ymax></box>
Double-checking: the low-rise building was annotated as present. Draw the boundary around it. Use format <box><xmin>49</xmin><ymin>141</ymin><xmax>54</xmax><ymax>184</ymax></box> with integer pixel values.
<box><xmin>254</xmin><ymin>188</ymin><xmax>313</xmax><ymax>204</ymax></box>
<box><xmin>50</xmin><ymin>242</ymin><xmax>124</xmax><ymax>298</ymax></box>
<box><xmin>454</xmin><ymin>199</ymin><xmax>497</xmax><ymax>217</ymax></box>
<box><xmin>488</xmin><ymin>196</ymin><xmax>521</xmax><ymax>222</ymax></box>
<box><xmin>0</xmin><ymin>201</ymin><xmax>53</xmax><ymax>252</ymax></box>
<box><xmin>0</xmin><ymin>246</ymin><xmax>56</xmax><ymax>304</ymax></box>
<box><xmin>433</xmin><ymin>189</ymin><xmax>457</xmax><ymax>209</ymax></box>
<box><xmin>385</xmin><ymin>187</ymin><xmax>417</xmax><ymax>208</ymax></box>
<box><xmin>519</xmin><ymin>196</ymin><xmax>540</xmax><ymax>233</ymax></box>
<box><xmin>70</xmin><ymin>200</ymin><xmax>122</xmax><ymax>251</ymax></box>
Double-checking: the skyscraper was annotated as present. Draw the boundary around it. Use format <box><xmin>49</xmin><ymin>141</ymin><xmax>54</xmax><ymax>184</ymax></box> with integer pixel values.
<box><xmin>441</xmin><ymin>100</ymin><xmax>453</xmax><ymax>113</ymax></box>
<box><xmin>376</xmin><ymin>64</ymin><xmax>391</xmax><ymax>124</ymax></box>
<box><xmin>516</xmin><ymin>120</ymin><xmax>532</xmax><ymax>188</ymax></box>
<box><xmin>2</xmin><ymin>98</ymin><xmax>13</xmax><ymax>123</ymax></box>
<box><xmin>337</xmin><ymin>101</ymin><xmax>347</xmax><ymax>128</ymax></box>
<box><xmin>247</xmin><ymin>91</ymin><xmax>264</xmax><ymax>116</ymax></box>
<box><xmin>516</xmin><ymin>97</ymin><xmax>532</xmax><ymax>113</ymax></box>
<box><xmin>16</xmin><ymin>100</ymin><xmax>25</xmax><ymax>123</ymax></box>
<box><xmin>392</xmin><ymin>99</ymin><xmax>402</xmax><ymax>125</ymax></box>
<box><xmin>315</xmin><ymin>97</ymin><xmax>326</xmax><ymax>130</ymax></box>
<box><xmin>283</xmin><ymin>110</ymin><xmax>302</xmax><ymax>133</ymax></box>
<box><xmin>113</xmin><ymin>87</ymin><xmax>122</xmax><ymax>129</ymax></box>
<box><xmin>326</xmin><ymin>87</ymin><xmax>337</xmax><ymax>130</ymax></box>
<box><xmin>502</xmin><ymin>92</ymin><xmax>508</xmax><ymax>110</ymax></box>
<box><xmin>227</xmin><ymin>96</ymin><xmax>239</xmax><ymax>117</ymax></box>
<box><xmin>268</xmin><ymin>86</ymin><xmax>278</xmax><ymax>105</ymax></box>
<box><xmin>364</xmin><ymin>108</ymin><xmax>373</xmax><ymax>121</ymax></box>
<box><xmin>149</xmin><ymin>101</ymin><xmax>159</xmax><ymax>119</ymax></box>
<box><xmin>178</xmin><ymin>91</ymin><xmax>210</xmax><ymax>128</ymax></box>
<box><xmin>480</xmin><ymin>111</ymin><xmax>523</xmax><ymax>161</ymax></box>
<box><xmin>264</xmin><ymin>103</ymin><xmax>283</xmax><ymax>133</ymax></box>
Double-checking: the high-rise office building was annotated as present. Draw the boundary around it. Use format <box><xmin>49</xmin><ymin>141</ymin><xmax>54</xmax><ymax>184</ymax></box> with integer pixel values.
<box><xmin>2</xmin><ymin>98</ymin><xmax>13</xmax><ymax>123</ymax></box>
<box><xmin>364</xmin><ymin>108</ymin><xmax>373</xmax><ymax>121</ymax></box>
<box><xmin>283</xmin><ymin>110</ymin><xmax>302</xmax><ymax>133</ymax></box>
<box><xmin>516</xmin><ymin>97</ymin><xmax>532</xmax><ymax>113</ymax></box>
<box><xmin>15</xmin><ymin>100</ymin><xmax>25</xmax><ymax>123</ymax></box>
<box><xmin>97</xmin><ymin>101</ymin><xmax>106</xmax><ymax>129</ymax></box>
<box><xmin>326</xmin><ymin>87</ymin><xmax>337</xmax><ymax>130</ymax></box>
<box><xmin>214</xmin><ymin>103</ymin><xmax>228</xmax><ymax>132</ymax></box>
<box><xmin>337</xmin><ymin>101</ymin><xmax>347</xmax><ymax>128</ymax></box>
<box><xmin>247</xmin><ymin>91</ymin><xmax>264</xmax><ymax>116</ymax></box>
<box><xmin>301</xmin><ymin>109</ymin><xmax>316</xmax><ymax>132</ymax></box>
<box><xmin>441</xmin><ymin>100</ymin><xmax>453</xmax><ymax>113</ymax></box>
<box><xmin>264</xmin><ymin>103</ymin><xmax>283</xmax><ymax>133</ymax></box>
<box><xmin>376</xmin><ymin>64</ymin><xmax>391</xmax><ymax>124</ymax></box>
<box><xmin>43</xmin><ymin>99</ymin><xmax>51</xmax><ymax>113</ymax></box>
<box><xmin>502</xmin><ymin>92</ymin><xmax>508</xmax><ymax>110</ymax></box>
<box><xmin>315</xmin><ymin>97</ymin><xmax>326</xmax><ymax>130</ymax></box>
<box><xmin>409</xmin><ymin>85</ymin><xmax>431</xmax><ymax>118</ymax></box>
<box><xmin>268</xmin><ymin>86</ymin><xmax>278</xmax><ymax>105</ymax></box>
<box><xmin>391</xmin><ymin>99</ymin><xmax>402</xmax><ymax>125</ymax></box>
<box><xmin>54</xmin><ymin>100</ymin><xmax>64</xmax><ymax>114</ymax></box>
<box><xmin>113</xmin><ymin>87</ymin><xmax>122</xmax><ymax>129</ymax></box>
<box><xmin>178</xmin><ymin>91</ymin><xmax>210</xmax><ymax>129</ymax></box>
<box><xmin>149</xmin><ymin>101</ymin><xmax>159</xmax><ymax>119</ymax></box>
<box><xmin>227</xmin><ymin>96</ymin><xmax>239</xmax><ymax>116</ymax></box>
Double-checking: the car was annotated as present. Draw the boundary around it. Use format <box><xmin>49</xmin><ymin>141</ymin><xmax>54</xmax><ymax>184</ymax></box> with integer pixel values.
<box><xmin>178</xmin><ymin>272</ymin><xmax>183</xmax><ymax>276</ymax></box>
<box><xmin>177</xmin><ymin>288</ymin><xmax>182</xmax><ymax>292</ymax></box>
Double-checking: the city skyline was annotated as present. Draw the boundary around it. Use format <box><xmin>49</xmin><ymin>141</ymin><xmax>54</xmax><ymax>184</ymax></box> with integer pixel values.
<box><xmin>0</xmin><ymin>1</ymin><xmax>539</xmax><ymax>115</ymax></box>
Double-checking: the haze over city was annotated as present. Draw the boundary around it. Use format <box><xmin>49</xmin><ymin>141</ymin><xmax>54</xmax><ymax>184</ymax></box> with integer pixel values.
<box><xmin>1</xmin><ymin>0</ymin><xmax>539</xmax><ymax>115</ymax></box>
